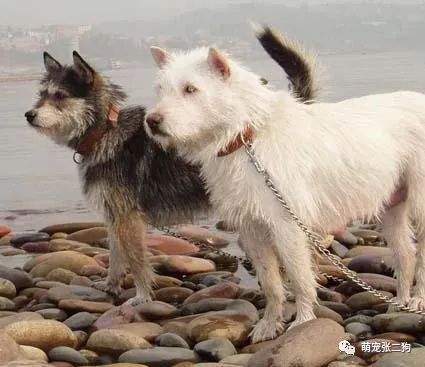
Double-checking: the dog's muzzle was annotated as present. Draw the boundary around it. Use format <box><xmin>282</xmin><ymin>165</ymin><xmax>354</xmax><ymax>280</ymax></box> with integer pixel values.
<box><xmin>25</xmin><ymin>110</ymin><xmax>38</xmax><ymax>126</ymax></box>
<box><xmin>146</xmin><ymin>112</ymin><xmax>168</xmax><ymax>136</ymax></box>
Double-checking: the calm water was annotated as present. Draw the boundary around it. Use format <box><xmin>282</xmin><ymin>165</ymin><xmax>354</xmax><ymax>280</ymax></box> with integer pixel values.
<box><xmin>1</xmin><ymin>51</ymin><xmax>425</xmax><ymax>231</ymax></box>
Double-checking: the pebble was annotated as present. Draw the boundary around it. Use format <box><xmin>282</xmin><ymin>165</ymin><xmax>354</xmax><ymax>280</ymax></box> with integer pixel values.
<box><xmin>155</xmin><ymin>287</ymin><xmax>194</xmax><ymax>304</ymax></box>
<box><xmin>27</xmin><ymin>251</ymin><xmax>98</xmax><ymax>277</ymax></box>
<box><xmin>176</xmin><ymin>225</ymin><xmax>229</xmax><ymax>247</ymax></box>
<box><xmin>4</xmin><ymin>319</ymin><xmax>77</xmax><ymax>351</ymax></box>
<box><xmin>136</xmin><ymin>301</ymin><xmax>180</xmax><ymax>320</ymax></box>
<box><xmin>372</xmin><ymin>331</ymin><xmax>416</xmax><ymax>343</ymax></box>
<box><xmin>47</xmin><ymin>285</ymin><xmax>112</xmax><ymax>303</ymax></box>
<box><xmin>69</xmin><ymin>276</ymin><xmax>93</xmax><ymax>287</ymax></box>
<box><xmin>35</xmin><ymin>308</ymin><xmax>68</xmax><ymax>321</ymax></box>
<box><xmin>370</xmin><ymin>347</ymin><xmax>425</xmax><ymax>366</ymax></box>
<box><xmin>220</xmin><ymin>354</ymin><xmax>253</xmax><ymax>366</ymax></box>
<box><xmin>345</xmin><ymin>322</ymin><xmax>373</xmax><ymax>339</ymax></box>
<box><xmin>194</xmin><ymin>338</ymin><xmax>237</xmax><ymax>362</ymax></box>
<box><xmin>0</xmin><ymin>296</ymin><xmax>15</xmax><ymax>310</ymax></box>
<box><xmin>59</xmin><ymin>298</ymin><xmax>113</xmax><ymax>314</ymax></box>
<box><xmin>92</xmin><ymin>304</ymin><xmax>137</xmax><ymax>330</ymax></box>
<box><xmin>330</xmin><ymin>240</ymin><xmax>349</xmax><ymax>258</ymax></box>
<box><xmin>46</xmin><ymin>268</ymin><xmax>77</xmax><ymax>284</ymax></box>
<box><xmin>10</xmin><ymin>232</ymin><xmax>50</xmax><ymax>247</ymax></box>
<box><xmin>0</xmin><ymin>278</ymin><xmax>17</xmax><ymax>299</ymax></box>
<box><xmin>48</xmin><ymin>239</ymin><xmax>90</xmax><ymax>252</ymax></box>
<box><xmin>1</xmin><ymin>247</ymin><xmax>27</xmax><ymax>256</ymax></box>
<box><xmin>371</xmin><ymin>312</ymin><xmax>425</xmax><ymax>334</ymax></box>
<box><xmin>63</xmin><ymin>311</ymin><xmax>97</xmax><ymax>330</ymax></box>
<box><xmin>39</xmin><ymin>222</ymin><xmax>104</xmax><ymax>235</ymax></box>
<box><xmin>87</xmin><ymin>329</ymin><xmax>151</xmax><ymax>356</ymax></box>
<box><xmin>0</xmin><ymin>234</ymin><xmax>12</xmax><ymax>246</ymax></box>
<box><xmin>20</xmin><ymin>345</ymin><xmax>48</xmax><ymax>362</ymax></box>
<box><xmin>345</xmin><ymin>291</ymin><xmax>393</xmax><ymax>311</ymax></box>
<box><xmin>0</xmin><ymin>265</ymin><xmax>33</xmax><ymax>290</ymax></box>
<box><xmin>336</xmin><ymin>273</ymin><xmax>396</xmax><ymax>295</ymax></box>
<box><xmin>183</xmin><ymin>281</ymin><xmax>240</xmax><ymax>306</ymax></box>
<box><xmin>156</xmin><ymin>332</ymin><xmax>190</xmax><ymax>348</ymax></box>
<box><xmin>349</xmin><ymin>229</ymin><xmax>382</xmax><ymax>243</ymax></box>
<box><xmin>343</xmin><ymin>315</ymin><xmax>373</xmax><ymax>326</ymax></box>
<box><xmin>21</xmin><ymin>242</ymin><xmax>50</xmax><ymax>253</ymax></box>
<box><xmin>314</xmin><ymin>304</ymin><xmax>343</xmax><ymax>324</ymax></box>
<box><xmin>109</xmin><ymin>322</ymin><xmax>164</xmax><ymax>343</ymax></box>
<box><xmin>48</xmin><ymin>346</ymin><xmax>89</xmax><ymax>366</ymax></box>
<box><xmin>186</xmin><ymin>272</ymin><xmax>233</xmax><ymax>284</ymax></box>
<box><xmin>153</xmin><ymin>255</ymin><xmax>216</xmax><ymax>275</ymax></box>
<box><xmin>146</xmin><ymin>234</ymin><xmax>200</xmax><ymax>255</ymax></box>
<box><xmin>119</xmin><ymin>347</ymin><xmax>200</xmax><ymax>366</ymax></box>
<box><xmin>345</xmin><ymin>246</ymin><xmax>391</xmax><ymax>259</ymax></box>
<box><xmin>79</xmin><ymin>264</ymin><xmax>107</xmax><ymax>277</ymax></box>
<box><xmin>154</xmin><ymin>275</ymin><xmax>183</xmax><ymax>289</ymax></box>
<box><xmin>348</xmin><ymin>255</ymin><xmax>393</xmax><ymax>275</ymax></box>
<box><xmin>247</xmin><ymin>319</ymin><xmax>346</xmax><ymax>367</ymax></box>
<box><xmin>66</xmin><ymin>227</ymin><xmax>107</xmax><ymax>245</ymax></box>
<box><xmin>36</xmin><ymin>281</ymin><xmax>66</xmax><ymax>289</ymax></box>
<box><xmin>333</xmin><ymin>230</ymin><xmax>358</xmax><ymax>247</ymax></box>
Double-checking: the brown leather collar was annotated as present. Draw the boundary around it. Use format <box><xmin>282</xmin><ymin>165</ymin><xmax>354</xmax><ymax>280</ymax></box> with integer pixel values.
<box><xmin>75</xmin><ymin>104</ymin><xmax>120</xmax><ymax>160</ymax></box>
<box><xmin>217</xmin><ymin>127</ymin><xmax>254</xmax><ymax>157</ymax></box>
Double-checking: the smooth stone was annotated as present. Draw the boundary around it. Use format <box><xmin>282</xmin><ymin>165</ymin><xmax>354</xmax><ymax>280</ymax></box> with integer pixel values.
<box><xmin>156</xmin><ymin>332</ymin><xmax>190</xmax><ymax>348</ymax></box>
<box><xmin>29</xmin><ymin>303</ymin><xmax>56</xmax><ymax>311</ymax></box>
<box><xmin>154</xmin><ymin>287</ymin><xmax>194</xmax><ymax>304</ymax></box>
<box><xmin>372</xmin><ymin>332</ymin><xmax>416</xmax><ymax>343</ymax></box>
<box><xmin>28</xmin><ymin>251</ymin><xmax>98</xmax><ymax>278</ymax></box>
<box><xmin>1</xmin><ymin>361</ymin><xmax>51</xmax><ymax>367</ymax></box>
<box><xmin>35</xmin><ymin>308</ymin><xmax>67</xmax><ymax>321</ymax></box>
<box><xmin>371</xmin><ymin>348</ymin><xmax>425</xmax><ymax>367</ymax></box>
<box><xmin>186</xmin><ymin>272</ymin><xmax>233</xmax><ymax>284</ymax></box>
<box><xmin>19</xmin><ymin>287</ymin><xmax>48</xmax><ymax>301</ymax></box>
<box><xmin>98</xmin><ymin>365</ymin><xmax>148</xmax><ymax>367</ymax></box>
<box><xmin>48</xmin><ymin>346</ymin><xmax>88</xmax><ymax>366</ymax></box>
<box><xmin>348</xmin><ymin>255</ymin><xmax>393</xmax><ymax>275</ymax></box>
<box><xmin>188</xmin><ymin>310</ymin><xmax>255</xmax><ymax>346</ymax></box>
<box><xmin>20</xmin><ymin>345</ymin><xmax>48</xmax><ymax>362</ymax></box>
<box><xmin>146</xmin><ymin>234</ymin><xmax>199</xmax><ymax>255</ymax></box>
<box><xmin>69</xmin><ymin>276</ymin><xmax>93</xmax><ymax>287</ymax></box>
<box><xmin>0</xmin><ymin>330</ymin><xmax>20</xmax><ymax>363</ymax></box>
<box><xmin>183</xmin><ymin>282</ymin><xmax>240</xmax><ymax>306</ymax></box>
<box><xmin>119</xmin><ymin>347</ymin><xmax>199</xmax><ymax>366</ymax></box>
<box><xmin>318</xmin><ymin>265</ymin><xmax>349</xmax><ymax>281</ymax></box>
<box><xmin>320</xmin><ymin>301</ymin><xmax>352</xmax><ymax>318</ymax></box>
<box><xmin>36</xmin><ymin>281</ymin><xmax>66</xmax><ymax>289</ymax></box>
<box><xmin>136</xmin><ymin>301</ymin><xmax>180</xmax><ymax>320</ymax></box>
<box><xmin>194</xmin><ymin>338</ymin><xmax>237</xmax><ymax>362</ymax></box>
<box><xmin>48</xmin><ymin>239</ymin><xmax>90</xmax><ymax>252</ymax></box>
<box><xmin>371</xmin><ymin>313</ymin><xmax>425</xmax><ymax>333</ymax></box>
<box><xmin>248</xmin><ymin>319</ymin><xmax>345</xmax><ymax>367</ymax></box>
<box><xmin>46</xmin><ymin>269</ymin><xmax>77</xmax><ymax>284</ymax></box>
<box><xmin>334</xmin><ymin>230</ymin><xmax>358</xmax><ymax>247</ymax></box>
<box><xmin>345</xmin><ymin>322</ymin><xmax>372</xmax><ymax>338</ymax></box>
<box><xmin>345</xmin><ymin>291</ymin><xmax>393</xmax><ymax>311</ymax></box>
<box><xmin>0</xmin><ymin>311</ymin><xmax>43</xmax><ymax>328</ymax></box>
<box><xmin>79</xmin><ymin>264</ymin><xmax>107</xmax><ymax>277</ymax></box>
<box><xmin>220</xmin><ymin>354</ymin><xmax>253</xmax><ymax>366</ymax></box>
<box><xmin>39</xmin><ymin>222</ymin><xmax>104</xmax><ymax>235</ymax></box>
<box><xmin>73</xmin><ymin>330</ymin><xmax>88</xmax><ymax>349</ymax></box>
<box><xmin>10</xmin><ymin>232</ymin><xmax>49</xmax><ymax>247</ymax></box>
<box><xmin>153</xmin><ymin>275</ymin><xmax>183</xmax><ymax>289</ymax></box>
<box><xmin>153</xmin><ymin>255</ymin><xmax>216</xmax><ymax>275</ymax></box>
<box><xmin>87</xmin><ymin>329</ymin><xmax>151</xmax><ymax>356</ymax></box>
<box><xmin>314</xmin><ymin>304</ymin><xmax>343</xmax><ymax>324</ymax></box>
<box><xmin>76</xmin><ymin>246</ymin><xmax>108</xmax><ymax>257</ymax></box>
<box><xmin>59</xmin><ymin>298</ymin><xmax>113</xmax><ymax>313</ymax></box>
<box><xmin>67</xmin><ymin>227</ymin><xmax>107</xmax><ymax>245</ymax></box>
<box><xmin>317</xmin><ymin>287</ymin><xmax>345</xmax><ymax>303</ymax></box>
<box><xmin>47</xmin><ymin>285</ymin><xmax>111</xmax><ymax>303</ymax></box>
<box><xmin>336</xmin><ymin>273</ymin><xmax>396</xmax><ymax>295</ymax></box>
<box><xmin>50</xmin><ymin>232</ymin><xmax>68</xmax><ymax>239</ymax></box>
<box><xmin>343</xmin><ymin>315</ymin><xmax>373</xmax><ymax>326</ymax></box>
<box><xmin>93</xmin><ymin>304</ymin><xmax>137</xmax><ymax>330</ymax></box>
<box><xmin>0</xmin><ymin>296</ymin><xmax>15</xmax><ymax>310</ymax></box>
<box><xmin>63</xmin><ymin>311</ymin><xmax>97</xmax><ymax>330</ymax></box>
<box><xmin>345</xmin><ymin>246</ymin><xmax>391</xmax><ymax>259</ymax></box>
<box><xmin>4</xmin><ymin>319</ymin><xmax>76</xmax><ymax>351</ymax></box>
<box><xmin>0</xmin><ymin>225</ymin><xmax>11</xmax><ymax>238</ymax></box>
<box><xmin>1</xmin><ymin>248</ymin><xmax>27</xmax><ymax>256</ymax></box>
<box><xmin>349</xmin><ymin>229</ymin><xmax>382</xmax><ymax>243</ymax></box>
<box><xmin>176</xmin><ymin>225</ymin><xmax>229</xmax><ymax>247</ymax></box>
<box><xmin>331</xmin><ymin>240</ymin><xmax>349</xmax><ymax>258</ymax></box>
<box><xmin>109</xmin><ymin>322</ymin><xmax>164</xmax><ymax>343</ymax></box>
<box><xmin>0</xmin><ymin>234</ymin><xmax>12</xmax><ymax>246</ymax></box>
<box><xmin>0</xmin><ymin>278</ymin><xmax>17</xmax><ymax>299</ymax></box>
<box><xmin>21</xmin><ymin>242</ymin><xmax>50</xmax><ymax>253</ymax></box>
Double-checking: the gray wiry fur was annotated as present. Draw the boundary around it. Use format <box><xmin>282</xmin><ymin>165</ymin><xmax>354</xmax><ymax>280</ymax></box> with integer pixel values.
<box><xmin>26</xmin><ymin>39</ymin><xmax>317</xmax><ymax>303</ymax></box>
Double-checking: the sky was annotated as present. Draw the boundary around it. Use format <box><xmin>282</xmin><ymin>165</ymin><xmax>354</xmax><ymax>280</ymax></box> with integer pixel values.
<box><xmin>1</xmin><ymin>0</ymin><xmax>423</xmax><ymax>27</ymax></box>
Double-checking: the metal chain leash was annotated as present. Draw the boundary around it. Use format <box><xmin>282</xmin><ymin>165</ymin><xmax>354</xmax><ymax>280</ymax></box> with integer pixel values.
<box><xmin>240</xmin><ymin>133</ymin><xmax>425</xmax><ymax>316</ymax></box>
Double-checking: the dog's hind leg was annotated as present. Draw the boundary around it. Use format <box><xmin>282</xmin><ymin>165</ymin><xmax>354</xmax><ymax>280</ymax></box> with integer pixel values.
<box><xmin>382</xmin><ymin>202</ymin><xmax>416</xmax><ymax>309</ymax></box>
<box><xmin>240</xmin><ymin>220</ymin><xmax>286</xmax><ymax>343</ymax></box>
<box><xmin>113</xmin><ymin>211</ymin><xmax>155</xmax><ymax>305</ymax></box>
<box><xmin>273</xmin><ymin>222</ymin><xmax>318</xmax><ymax>329</ymax></box>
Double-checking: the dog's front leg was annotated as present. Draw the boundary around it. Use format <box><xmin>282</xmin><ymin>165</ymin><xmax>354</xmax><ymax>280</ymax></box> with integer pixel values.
<box><xmin>273</xmin><ymin>221</ymin><xmax>318</xmax><ymax>329</ymax></box>
<box><xmin>240</xmin><ymin>220</ymin><xmax>287</xmax><ymax>343</ymax></box>
<box><xmin>113</xmin><ymin>211</ymin><xmax>155</xmax><ymax>306</ymax></box>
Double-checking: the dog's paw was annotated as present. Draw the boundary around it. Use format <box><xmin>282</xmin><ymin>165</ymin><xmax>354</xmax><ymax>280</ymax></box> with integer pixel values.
<box><xmin>387</xmin><ymin>296</ymin><xmax>409</xmax><ymax>313</ymax></box>
<box><xmin>92</xmin><ymin>280</ymin><xmax>122</xmax><ymax>296</ymax></box>
<box><xmin>249</xmin><ymin>318</ymin><xmax>285</xmax><ymax>343</ymax></box>
<box><xmin>407</xmin><ymin>296</ymin><xmax>425</xmax><ymax>311</ymax></box>
<box><xmin>124</xmin><ymin>295</ymin><xmax>152</xmax><ymax>307</ymax></box>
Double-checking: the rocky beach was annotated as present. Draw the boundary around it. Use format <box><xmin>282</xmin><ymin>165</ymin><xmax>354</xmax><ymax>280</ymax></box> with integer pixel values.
<box><xmin>0</xmin><ymin>221</ymin><xmax>424</xmax><ymax>367</ymax></box>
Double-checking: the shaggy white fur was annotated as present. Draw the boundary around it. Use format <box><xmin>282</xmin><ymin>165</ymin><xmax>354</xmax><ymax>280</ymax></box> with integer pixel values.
<box><xmin>146</xmin><ymin>45</ymin><xmax>425</xmax><ymax>342</ymax></box>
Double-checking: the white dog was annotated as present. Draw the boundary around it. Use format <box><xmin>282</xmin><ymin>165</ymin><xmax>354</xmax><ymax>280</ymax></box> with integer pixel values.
<box><xmin>145</xmin><ymin>37</ymin><xmax>425</xmax><ymax>342</ymax></box>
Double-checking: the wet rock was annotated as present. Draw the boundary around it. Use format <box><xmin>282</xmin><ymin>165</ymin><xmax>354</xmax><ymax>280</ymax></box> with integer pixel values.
<box><xmin>20</xmin><ymin>345</ymin><xmax>48</xmax><ymax>362</ymax></box>
<box><xmin>194</xmin><ymin>338</ymin><xmax>237</xmax><ymax>362</ymax></box>
<box><xmin>66</xmin><ymin>227</ymin><xmax>107</xmax><ymax>245</ymax></box>
<box><xmin>0</xmin><ymin>278</ymin><xmax>17</xmax><ymax>299</ymax></box>
<box><xmin>176</xmin><ymin>225</ymin><xmax>229</xmax><ymax>247</ymax></box>
<box><xmin>336</xmin><ymin>273</ymin><xmax>396</xmax><ymax>295</ymax></box>
<box><xmin>46</xmin><ymin>269</ymin><xmax>77</xmax><ymax>284</ymax></box>
<box><xmin>4</xmin><ymin>319</ymin><xmax>76</xmax><ymax>351</ymax></box>
<box><xmin>0</xmin><ymin>265</ymin><xmax>33</xmax><ymax>290</ymax></box>
<box><xmin>35</xmin><ymin>308</ymin><xmax>67</xmax><ymax>321</ymax></box>
<box><xmin>156</xmin><ymin>332</ymin><xmax>190</xmax><ymax>348</ymax></box>
<box><xmin>345</xmin><ymin>291</ymin><xmax>393</xmax><ymax>311</ymax></box>
<box><xmin>109</xmin><ymin>322</ymin><xmax>164</xmax><ymax>343</ymax></box>
<box><xmin>248</xmin><ymin>319</ymin><xmax>345</xmax><ymax>367</ymax></box>
<box><xmin>47</xmin><ymin>285</ymin><xmax>111</xmax><ymax>303</ymax></box>
<box><xmin>183</xmin><ymin>282</ymin><xmax>240</xmax><ymax>306</ymax></box>
<box><xmin>10</xmin><ymin>232</ymin><xmax>49</xmax><ymax>247</ymax></box>
<box><xmin>21</xmin><ymin>242</ymin><xmax>50</xmax><ymax>253</ymax></box>
<box><xmin>87</xmin><ymin>329</ymin><xmax>151</xmax><ymax>356</ymax></box>
<box><xmin>63</xmin><ymin>311</ymin><xmax>97</xmax><ymax>330</ymax></box>
<box><xmin>153</xmin><ymin>255</ymin><xmax>216</xmax><ymax>275</ymax></box>
<box><xmin>0</xmin><ymin>330</ymin><xmax>20</xmax><ymax>364</ymax></box>
<box><xmin>146</xmin><ymin>234</ymin><xmax>199</xmax><ymax>255</ymax></box>
<box><xmin>136</xmin><ymin>301</ymin><xmax>180</xmax><ymax>320</ymax></box>
<box><xmin>59</xmin><ymin>298</ymin><xmax>113</xmax><ymax>313</ymax></box>
<box><xmin>371</xmin><ymin>348</ymin><xmax>425</xmax><ymax>367</ymax></box>
<box><xmin>119</xmin><ymin>347</ymin><xmax>199</xmax><ymax>366</ymax></box>
<box><xmin>0</xmin><ymin>296</ymin><xmax>15</xmax><ymax>310</ymax></box>
<box><xmin>27</xmin><ymin>251</ymin><xmax>98</xmax><ymax>278</ymax></box>
<box><xmin>371</xmin><ymin>313</ymin><xmax>425</xmax><ymax>334</ymax></box>
<box><xmin>39</xmin><ymin>222</ymin><xmax>104</xmax><ymax>235</ymax></box>
<box><xmin>48</xmin><ymin>239</ymin><xmax>90</xmax><ymax>252</ymax></box>
<box><xmin>93</xmin><ymin>304</ymin><xmax>137</xmax><ymax>330</ymax></box>
<box><xmin>188</xmin><ymin>310</ymin><xmax>254</xmax><ymax>346</ymax></box>
<box><xmin>154</xmin><ymin>287</ymin><xmax>194</xmax><ymax>304</ymax></box>
<box><xmin>48</xmin><ymin>346</ymin><xmax>89</xmax><ymax>366</ymax></box>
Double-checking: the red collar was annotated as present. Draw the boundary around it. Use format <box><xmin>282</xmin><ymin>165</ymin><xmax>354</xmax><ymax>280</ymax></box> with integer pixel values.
<box><xmin>75</xmin><ymin>104</ymin><xmax>120</xmax><ymax>158</ymax></box>
<box><xmin>217</xmin><ymin>127</ymin><xmax>254</xmax><ymax>157</ymax></box>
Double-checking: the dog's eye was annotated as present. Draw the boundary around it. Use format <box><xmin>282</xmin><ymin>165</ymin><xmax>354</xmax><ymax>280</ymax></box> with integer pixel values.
<box><xmin>184</xmin><ymin>84</ymin><xmax>198</xmax><ymax>95</ymax></box>
<box><xmin>53</xmin><ymin>91</ymin><xmax>66</xmax><ymax>101</ymax></box>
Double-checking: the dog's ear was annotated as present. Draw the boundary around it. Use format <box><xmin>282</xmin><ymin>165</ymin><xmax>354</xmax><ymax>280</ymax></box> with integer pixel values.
<box><xmin>43</xmin><ymin>52</ymin><xmax>62</xmax><ymax>73</ymax></box>
<box><xmin>72</xmin><ymin>51</ymin><xmax>95</xmax><ymax>85</ymax></box>
<box><xmin>151</xmin><ymin>46</ymin><xmax>170</xmax><ymax>68</ymax></box>
<box><xmin>207</xmin><ymin>48</ymin><xmax>230</xmax><ymax>80</ymax></box>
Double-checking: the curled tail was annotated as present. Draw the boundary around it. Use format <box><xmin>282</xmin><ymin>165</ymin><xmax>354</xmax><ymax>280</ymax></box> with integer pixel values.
<box><xmin>253</xmin><ymin>23</ymin><xmax>319</xmax><ymax>103</ymax></box>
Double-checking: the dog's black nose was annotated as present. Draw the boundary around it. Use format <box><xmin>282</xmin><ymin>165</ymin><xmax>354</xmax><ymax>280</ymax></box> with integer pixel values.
<box><xmin>25</xmin><ymin>110</ymin><xmax>37</xmax><ymax>123</ymax></box>
<box><xmin>146</xmin><ymin>112</ymin><xmax>163</xmax><ymax>129</ymax></box>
